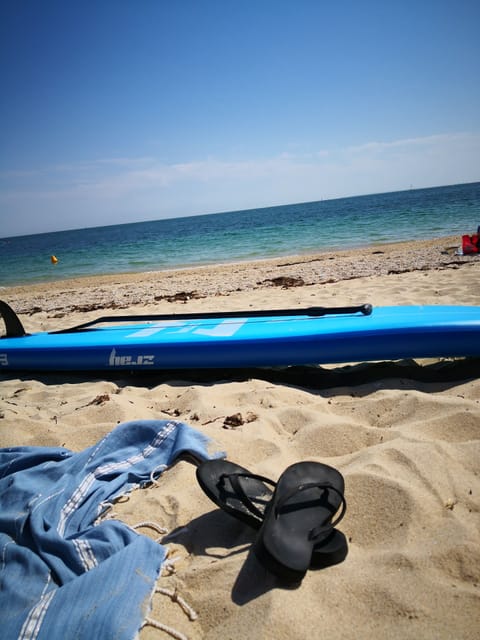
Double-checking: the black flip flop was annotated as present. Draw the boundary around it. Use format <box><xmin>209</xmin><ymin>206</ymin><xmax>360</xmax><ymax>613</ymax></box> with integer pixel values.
<box><xmin>254</xmin><ymin>461</ymin><xmax>347</xmax><ymax>582</ymax></box>
<box><xmin>196</xmin><ymin>459</ymin><xmax>347</xmax><ymax>569</ymax></box>
<box><xmin>196</xmin><ymin>459</ymin><xmax>275</xmax><ymax>529</ymax></box>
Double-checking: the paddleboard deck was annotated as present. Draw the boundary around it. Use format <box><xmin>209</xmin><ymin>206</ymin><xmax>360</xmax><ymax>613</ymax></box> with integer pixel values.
<box><xmin>1</xmin><ymin>301</ymin><xmax>480</xmax><ymax>371</ymax></box>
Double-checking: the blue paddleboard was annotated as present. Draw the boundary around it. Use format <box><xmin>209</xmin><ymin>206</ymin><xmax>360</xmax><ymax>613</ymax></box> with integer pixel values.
<box><xmin>1</xmin><ymin>301</ymin><xmax>480</xmax><ymax>371</ymax></box>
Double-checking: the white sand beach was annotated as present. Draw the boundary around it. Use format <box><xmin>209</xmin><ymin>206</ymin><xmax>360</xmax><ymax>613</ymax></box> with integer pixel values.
<box><xmin>1</xmin><ymin>236</ymin><xmax>479</xmax><ymax>639</ymax></box>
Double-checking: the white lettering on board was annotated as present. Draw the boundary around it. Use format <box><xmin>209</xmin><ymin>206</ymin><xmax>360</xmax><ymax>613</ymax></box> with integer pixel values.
<box><xmin>108</xmin><ymin>348</ymin><xmax>155</xmax><ymax>367</ymax></box>
<box><xmin>125</xmin><ymin>321</ymin><xmax>186</xmax><ymax>339</ymax></box>
<box><xmin>125</xmin><ymin>319</ymin><xmax>247</xmax><ymax>339</ymax></box>
<box><xmin>0</xmin><ymin>353</ymin><xmax>8</xmax><ymax>366</ymax></box>
<box><xmin>193</xmin><ymin>319</ymin><xmax>248</xmax><ymax>337</ymax></box>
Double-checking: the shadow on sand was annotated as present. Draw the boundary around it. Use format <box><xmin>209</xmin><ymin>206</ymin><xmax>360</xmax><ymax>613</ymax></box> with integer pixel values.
<box><xmin>2</xmin><ymin>357</ymin><xmax>479</xmax><ymax>394</ymax></box>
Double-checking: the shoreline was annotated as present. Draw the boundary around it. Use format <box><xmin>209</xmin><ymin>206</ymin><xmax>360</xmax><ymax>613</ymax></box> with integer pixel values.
<box><xmin>3</xmin><ymin>234</ymin><xmax>476</xmax><ymax>316</ymax></box>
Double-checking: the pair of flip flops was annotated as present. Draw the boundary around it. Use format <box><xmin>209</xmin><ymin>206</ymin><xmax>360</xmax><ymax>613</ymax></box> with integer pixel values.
<box><xmin>196</xmin><ymin>459</ymin><xmax>347</xmax><ymax>582</ymax></box>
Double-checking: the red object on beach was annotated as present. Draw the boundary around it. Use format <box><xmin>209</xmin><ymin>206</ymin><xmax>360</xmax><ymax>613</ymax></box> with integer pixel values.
<box><xmin>462</xmin><ymin>234</ymin><xmax>479</xmax><ymax>254</ymax></box>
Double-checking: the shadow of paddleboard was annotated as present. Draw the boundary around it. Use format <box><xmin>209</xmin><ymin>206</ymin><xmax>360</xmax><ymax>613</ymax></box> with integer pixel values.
<box><xmin>1</xmin><ymin>357</ymin><xmax>479</xmax><ymax>393</ymax></box>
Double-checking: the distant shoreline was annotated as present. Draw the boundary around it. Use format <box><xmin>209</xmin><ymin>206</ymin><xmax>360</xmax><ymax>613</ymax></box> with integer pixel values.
<box><xmin>4</xmin><ymin>234</ymin><xmax>478</xmax><ymax>317</ymax></box>
<box><xmin>2</xmin><ymin>181</ymin><xmax>478</xmax><ymax>289</ymax></box>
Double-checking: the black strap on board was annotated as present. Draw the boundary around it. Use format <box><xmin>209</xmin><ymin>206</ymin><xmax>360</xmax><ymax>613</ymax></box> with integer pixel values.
<box><xmin>52</xmin><ymin>303</ymin><xmax>373</xmax><ymax>334</ymax></box>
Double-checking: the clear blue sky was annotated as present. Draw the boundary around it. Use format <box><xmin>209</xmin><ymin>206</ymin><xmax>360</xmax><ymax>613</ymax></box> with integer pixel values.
<box><xmin>1</xmin><ymin>0</ymin><xmax>479</xmax><ymax>237</ymax></box>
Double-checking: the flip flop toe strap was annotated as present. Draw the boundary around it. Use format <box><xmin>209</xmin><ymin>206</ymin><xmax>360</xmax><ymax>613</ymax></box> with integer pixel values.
<box><xmin>220</xmin><ymin>472</ymin><xmax>276</xmax><ymax>520</ymax></box>
<box><xmin>274</xmin><ymin>481</ymin><xmax>347</xmax><ymax>540</ymax></box>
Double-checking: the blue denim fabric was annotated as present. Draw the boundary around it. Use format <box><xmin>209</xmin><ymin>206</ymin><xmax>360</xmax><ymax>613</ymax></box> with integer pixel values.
<box><xmin>0</xmin><ymin>420</ymin><xmax>221</xmax><ymax>640</ymax></box>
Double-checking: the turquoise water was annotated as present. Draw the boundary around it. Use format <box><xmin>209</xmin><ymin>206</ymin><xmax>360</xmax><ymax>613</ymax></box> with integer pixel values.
<box><xmin>1</xmin><ymin>182</ymin><xmax>479</xmax><ymax>287</ymax></box>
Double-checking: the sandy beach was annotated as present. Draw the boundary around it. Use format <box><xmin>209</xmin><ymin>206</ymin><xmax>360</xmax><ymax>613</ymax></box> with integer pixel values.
<box><xmin>1</xmin><ymin>235</ymin><xmax>480</xmax><ymax>639</ymax></box>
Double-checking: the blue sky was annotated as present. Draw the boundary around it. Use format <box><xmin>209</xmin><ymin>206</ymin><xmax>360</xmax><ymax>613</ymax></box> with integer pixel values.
<box><xmin>1</xmin><ymin>0</ymin><xmax>479</xmax><ymax>237</ymax></box>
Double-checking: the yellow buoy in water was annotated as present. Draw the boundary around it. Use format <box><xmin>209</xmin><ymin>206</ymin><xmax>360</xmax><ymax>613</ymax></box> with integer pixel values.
<box><xmin>50</xmin><ymin>255</ymin><xmax>58</xmax><ymax>264</ymax></box>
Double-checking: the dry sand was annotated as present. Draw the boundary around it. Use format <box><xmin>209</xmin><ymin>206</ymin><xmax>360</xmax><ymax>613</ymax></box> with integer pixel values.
<box><xmin>1</xmin><ymin>236</ymin><xmax>479</xmax><ymax>639</ymax></box>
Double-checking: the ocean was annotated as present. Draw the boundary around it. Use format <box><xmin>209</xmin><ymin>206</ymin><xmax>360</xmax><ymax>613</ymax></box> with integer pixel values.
<box><xmin>1</xmin><ymin>182</ymin><xmax>479</xmax><ymax>287</ymax></box>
